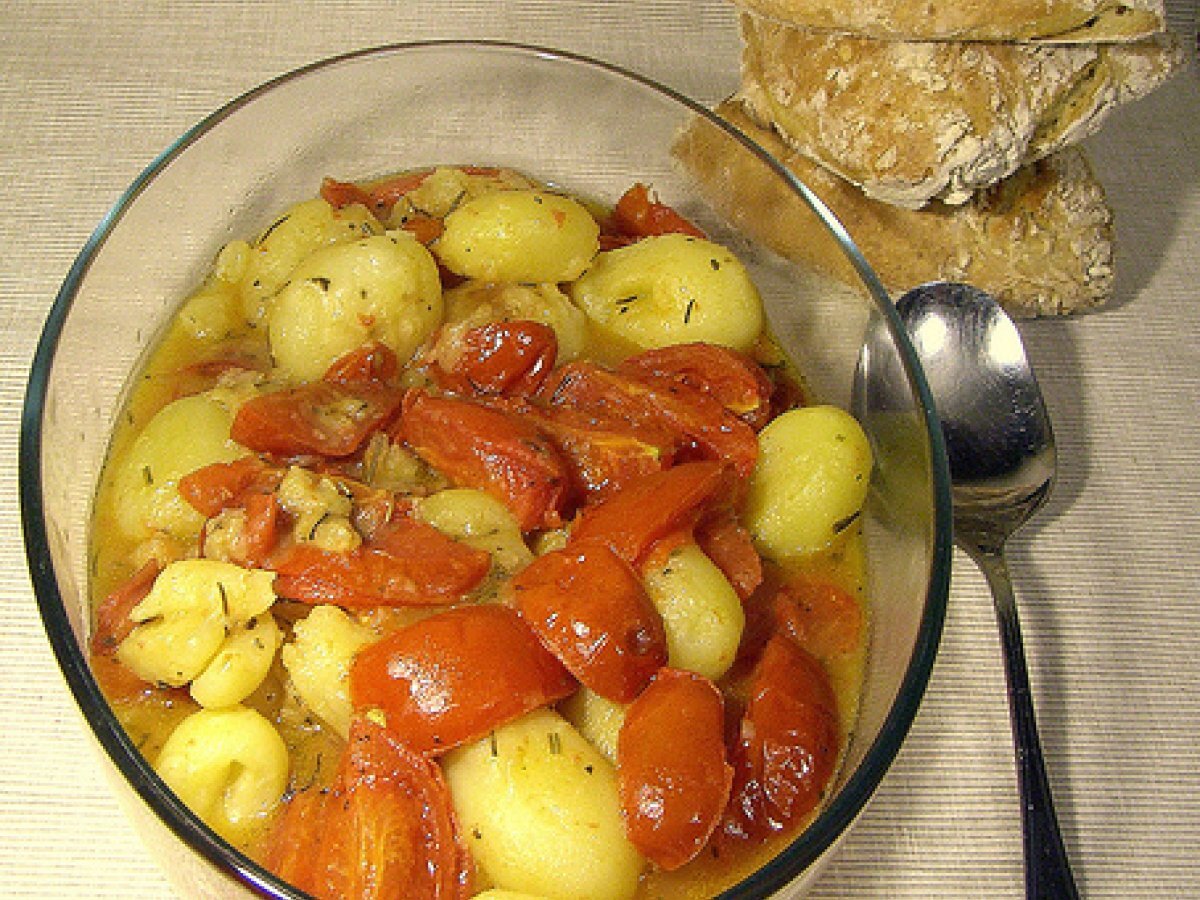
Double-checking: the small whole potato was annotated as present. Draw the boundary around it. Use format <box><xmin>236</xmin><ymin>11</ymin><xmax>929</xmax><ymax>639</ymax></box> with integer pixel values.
<box><xmin>745</xmin><ymin>405</ymin><xmax>873</xmax><ymax>559</ymax></box>
<box><xmin>435</xmin><ymin>190</ymin><xmax>599</xmax><ymax>283</ymax></box>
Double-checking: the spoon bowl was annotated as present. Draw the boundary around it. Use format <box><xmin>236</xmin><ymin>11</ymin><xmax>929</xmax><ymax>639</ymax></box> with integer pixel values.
<box><xmin>856</xmin><ymin>281</ymin><xmax>1078</xmax><ymax>899</ymax></box>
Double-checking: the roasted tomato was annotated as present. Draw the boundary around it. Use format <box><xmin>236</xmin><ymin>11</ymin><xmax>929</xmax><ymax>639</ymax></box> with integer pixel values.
<box><xmin>618</xmin><ymin>668</ymin><xmax>733</xmax><ymax>870</ymax></box>
<box><xmin>539</xmin><ymin>361</ymin><xmax>757</xmax><ymax>477</ymax></box>
<box><xmin>618</xmin><ymin>342</ymin><xmax>774</xmax><ymax>431</ymax></box>
<box><xmin>177</xmin><ymin>455</ymin><xmax>283</xmax><ymax>518</ymax></box>
<box><xmin>323</xmin><ymin>340</ymin><xmax>400</xmax><ymax>385</ymax></box>
<box><xmin>609</xmin><ymin>182</ymin><xmax>706</xmax><ymax>240</ymax></box>
<box><xmin>349</xmin><ymin>604</ymin><xmax>576</xmax><ymax>754</ymax></box>
<box><xmin>500</xmin><ymin>396</ymin><xmax>675</xmax><ymax>499</ymax></box>
<box><xmin>263</xmin><ymin>716</ymin><xmax>471</xmax><ymax>899</ymax></box>
<box><xmin>510</xmin><ymin>542</ymin><xmax>667</xmax><ymax>702</ymax></box>
<box><xmin>694</xmin><ymin>509</ymin><xmax>764</xmax><ymax>601</ymax></box>
<box><xmin>399</xmin><ymin>388</ymin><xmax>571</xmax><ymax>531</ymax></box>
<box><xmin>231</xmin><ymin>381</ymin><xmax>402</xmax><ymax>458</ymax></box>
<box><xmin>721</xmin><ymin>635</ymin><xmax>840</xmax><ymax>844</ymax></box>
<box><xmin>569</xmin><ymin>461</ymin><xmax>729</xmax><ymax>565</ymax></box>
<box><xmin>432</xmin><ymin>320</ymin><xmax>558</xmax><ymax>397</ymax></box>
<box><xmin>272</xmin><ymin>515</ymin><xmax>491</xmax><ymax>608</ymax></box>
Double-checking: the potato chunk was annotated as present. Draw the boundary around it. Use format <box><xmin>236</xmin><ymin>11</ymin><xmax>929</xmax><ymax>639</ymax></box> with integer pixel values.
<box><xmin>442</xmin><ymin>708</ymin><xmax>643</xmax><ymax>900</ymax></box>
<box><xmin>436</xmin><ymin>190</ymin><xmax>599</xmax><ymax>283</ymax></box>
<box><xmin>279</xmin><ymin>604</ymin><xmax>373</xmax><ymax>740</ymax></box>
<box><xmin>641</xmin><ymin>543</ymin><xmax>744</xmax><ymax>681</ymax></box>
<box><xmin>268</xmin><ymin>232</ymin><xmax>442</xmax><ymax>382</ymax></box>
<box><xmin>570</xmin><ymin>233</ymin><xmax>763</xmax><ymax>351</ymax></box>
<box><xmin>154</xmin><ymin>706</ymin><xmax>288</xmax><ymax>846</ymax></box>
<box><xmin>109</xmin><ymin>393</ymin><xmax>245</xmax><ymax>543</ymax></box>
<box><xmin>744</xmin><ymin>405</ymin><xmax>873</xmax><ymax>559</ymax></box>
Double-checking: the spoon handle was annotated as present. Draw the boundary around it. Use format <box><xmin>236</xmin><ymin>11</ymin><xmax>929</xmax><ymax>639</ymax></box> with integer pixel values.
<box><xmin>970</xmin><ymin>546</ymin><xmax>1080</xmax><ymax>900</ymax></box>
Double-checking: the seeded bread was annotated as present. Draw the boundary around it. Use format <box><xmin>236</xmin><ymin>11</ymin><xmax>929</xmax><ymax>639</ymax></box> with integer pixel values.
<box><xmin>740</xmin><ymin>15</ymin><xmax>1182</xmax><ymax>208</ymax></box>
<box><xmin>673</xmin><ymin>99</ymin><xmax>1116</xmax><ymax>317</ymax></box>
<box><xmin>728</xmin><ymin>0</ymin><xmax>1166</xmax><ymax>42</ymax></box>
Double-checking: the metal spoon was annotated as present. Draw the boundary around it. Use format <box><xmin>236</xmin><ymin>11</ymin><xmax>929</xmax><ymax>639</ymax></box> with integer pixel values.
<box><xmin>855</xmin><ymin>282</ymin><xmax>1079</xmax><ymax>899</ymax></box>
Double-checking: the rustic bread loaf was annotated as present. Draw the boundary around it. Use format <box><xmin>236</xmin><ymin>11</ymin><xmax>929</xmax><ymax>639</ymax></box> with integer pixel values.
<box><xmin>673</xmin><ymin>98</ymin><xmax>1116</xmax><ymax>317</ymax></box>
<box><xmin>740</xmin><ymin>15</ymin><xmax>1182</xmax><ymax>208</ymax></box>
<box><xmin>728</xmin><ymin>0</ymin><xmax>1167</xmax><ymax>42</ymax></box>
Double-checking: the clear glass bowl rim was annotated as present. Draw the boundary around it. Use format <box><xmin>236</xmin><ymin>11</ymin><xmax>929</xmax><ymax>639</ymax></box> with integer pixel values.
<box><xmin>19</xmin><ymin>38</ymin><xmax>953</xmax><ymax>899</ymax></box>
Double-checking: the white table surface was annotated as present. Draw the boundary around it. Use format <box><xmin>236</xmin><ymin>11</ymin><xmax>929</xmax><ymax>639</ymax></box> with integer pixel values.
<box><xmin>1</xmin><ymin>2</ymin><xmax>1198</xmax><ymax>897</ymax></box>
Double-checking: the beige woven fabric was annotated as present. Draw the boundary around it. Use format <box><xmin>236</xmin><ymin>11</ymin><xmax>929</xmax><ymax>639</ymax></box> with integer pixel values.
<box><xmin>0</xmin><ymin>2</ymin><xmax>1197</xmax><ymax>898</ymax></box>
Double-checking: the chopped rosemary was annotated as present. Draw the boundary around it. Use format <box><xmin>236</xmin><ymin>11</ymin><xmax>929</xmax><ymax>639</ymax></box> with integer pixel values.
<box><xmin>548</xmin><ymin>731</ymin><xmax>562</xmax><ymax>755</ymax></box>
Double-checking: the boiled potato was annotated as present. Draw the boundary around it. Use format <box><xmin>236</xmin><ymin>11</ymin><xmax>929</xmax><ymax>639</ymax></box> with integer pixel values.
<box><xmin>268</xmin><ymin>232</ymin><xmax>442</xmax><ymax>382</ymax></box>
<box><xmin>744</xmin><ymin>405</ymin><xmax>873</xmax><ymax>559</ymax></box>
<box><xmin>415</xmin><ymin>488</ymin><xmax>533</xmax><ymax>573</ymax></box>
<box><xmin>189</xmin><ymin>613</ymin><xmax>281</xmax><ymax>709</ymax></box>
<box><xmin>470</xmin><ymin>891</ymin><xmax>551</xmax><ymax>900</ymax></box>
<box><xmin>437</xmin><ymin>279</ymin><xmax>589</xmax><ymax>363</ymax></box>
<box><xmin>558</xmin><ymin>688</ymin><xmax>626</xmax><ymax>764</ymax></box>
<box><xmin>117</xmin><ymin>559</ymin><xmax>277</xmax><ymax>690</ymax></box>
<box><xmin>642</xmin><ymin>542</ymin><xmax>744</xmax><ymax>681</ymax></box>
<box><xmin>279</xmin><ymin>604</ymin><xmax>373</xmax><ymax>740</ymax></box>
<box><xmin>570</xmin><ymin>233</ymin><xmax>763</xmax><ymax>351</ymax></box>
<box><xmin>154</xmin><ymin>705</ymin><xmax>288</xmax><ymax>846</ymax></box>
<box><xmin>241</xmin><ymin>198</ymin><xmax>382</xmax><ymax>324</ymax></box>
<box><xmin>435</xmin><ymin>190</ymin><xmax>599</xmax><ymax>283</ymax></box>
<box><xmin>108</xmin><ymin>393</ymin><xmax>246</xmax><ymax>543</ymax></box>
<box><xmin>443</xmin><ymin>708</ymin><xmax>643</xmax><ymax>900</ymax></box>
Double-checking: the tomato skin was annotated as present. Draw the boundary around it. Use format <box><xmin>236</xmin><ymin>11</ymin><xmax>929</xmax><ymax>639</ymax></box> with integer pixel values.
<box><xmin>721</xmin><ymin>635</ymin><xmax>839</xmax><ymax>844</ymax></box>
<box><xmin>510</xmin><ymin>542</ymin><xmax>667</xmax><ymax>702</ymax></box>
<box><xmin>694</xmin><ymin>510</ymin><xmax>763</xmax><ymax>601</ymax></box>
<box><xmin>539</xmin><ymin>361</ymin><xmax>757</xmax><ymax>478</ymax></box>
<box><xmin>618</xmin><ymin>668</ymin><xmax>733</xmax><ymax>870</ymax></box>
<box><xmin>231</xmin><ymin>381</ymin><xmax>402</xmax><ymax>458</ymax></box>
<box><xmin>263</xmin><ymin>716</ymin><xmax>472</xmax><ymax>899</ymax></box>
<box><xmin>399</xmin><ymin>388</ymin><xmax>572</xmax><ymax>531</ymax></box>
<box><xmin>320</xmin><ymin>171</ymin><xmax>433</xmax><ymax>217</ymax></box>
<box><xmin>610</xmin><ymin>182</ymin><xmax>706</xmax><ymax>240</ymax></box>
<box><xmin>569</xmin><ymin>461</ymin><xmax>728</xmax><ymax>566</ymax></box>
<box><xmin>272</xmin><ymin>515</ymin><xmax>491</xmax><ymax>608</ymax></box>
<box><xmin>769</xmin><ymin>578</ymin><xmax>865</xmax><ymax>661</ymax></box>
<box><xmin>619</xmin><ymin>342</ymin><xmax>774</xmax><ymax>431</ymax></box>
<box><xmin>177</xmin><ymin>455</ymin><xmax>282</xmax><ymax>518</ymax></box>
<box><xmin>498</xmin><ymin>396</ymin><xmax>674</xmax><ymax>500</ymax></box>
<box><xmin>323</xmin><ymin>340</ymin><xmax>400</xmax><ymax>385</ymax></box>
<box><xmin>89</xmin><ymin>562</ymin><xmax>167</xmax><ymax>701</ymax></box>
<box><xmin>349</xmin><ymin>604</ymin><xmax>576</xmax><ymax>755</ymax></box>
<box><xmin>433</xmin><ymin>320</ymin><xmax>558</xmax><ymax>397</ymax></box>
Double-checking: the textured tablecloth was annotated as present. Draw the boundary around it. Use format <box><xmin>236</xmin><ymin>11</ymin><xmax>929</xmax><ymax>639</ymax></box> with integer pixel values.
<box><xmin>2</xmin><ymin>2</ymin><xmax>1197</xmax><ymax>897</ymax></box>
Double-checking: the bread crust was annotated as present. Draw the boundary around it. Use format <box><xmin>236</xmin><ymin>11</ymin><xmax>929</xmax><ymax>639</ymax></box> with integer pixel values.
<box><xmin>740</xmin><ymin>16</ymin><xmax>1182</xmax><ymax>207</ymax></box>
<box><xmin>728</xmin><ymin>0</ymin><xmax>1166</xmax><ymax>42</ymax></box>
<box><xmin>672</xmin><ymin>99</ymin><xmax>1116</xmax><ymax>317</ymax></box>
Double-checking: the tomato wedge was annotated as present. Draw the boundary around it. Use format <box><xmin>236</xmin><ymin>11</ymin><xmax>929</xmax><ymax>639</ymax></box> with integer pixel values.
<box><xmin>721</xmin><ymin>635</ymin><xmax>840</xmax><ymax>843</ymax></box>
<box><xmin>540</xmin><ymin>361</ymin><xmax>758</xmax><ymax>477</ymax></box>
<box><xmin>694</xmin><ymin>510</ymin><xmax>763</xmax><ymax>602</ymax></box>
<box><xmin>177</xmin><ymin>455</ymin><xmax>282</xmax><ymax>518</ymax></box>
<box><xmin>618</xmin><ymin>668</ymin><xmax>732</xmax><ymax>870</ymax></box>
<box><xmin>432</xmin><ymin>320</ymin><xmax>558</xmax><ymax>397</ymax></box>
<box><xmin>610</xmin><ymin>182</ymin><xmax>706</xmax><ymax>240</ymax></box>
<box><xmin>510</xmin><ymin>542</ymin><xmax>666</xmax><ymax>702</ymax></box>
<box><xmin>349</xmin><ymin>604</ymin><xmax>576</xmax><ymax>754</ymax></box>
<box><xmin>766</xmin><ymin>578</ymin><xmax>866</xmax><ymax>661</ymax></box>
<box><xmin>399</xmin><ymin>389</ymin><xmax>571</xmax><ymax>531</ymax></box>
<box><xmin>569</xmin><ymin>461</ymin><xmax>728</xmax><ymax>565</ymax></box>
<box><xmin>263</xmin><ymin>716</ymin><xmax>471</xmax><ymax>899</ymax></box>
<box><xmin>231</xmin><ymin>381</ymin><xmax>402</xmax><ymax>458</ymax></box>
<box><xmin>619</xmin><ymin>343</ymin><xmax>773</xmax><ymax>431</ymax></box>
<box><xmin>500</xmin><ymin>397</ymin><xmax>674</xmax><ymax>499</ymax></box>
<box><xmin>323</xmin><ymin>340</ymin><xmax>399</xmax><ymax>385</ymax></box>
<box><xmin>272</xmin><ymin>515</ymin><xmax>491</xmax><ymax>608</ymax></box>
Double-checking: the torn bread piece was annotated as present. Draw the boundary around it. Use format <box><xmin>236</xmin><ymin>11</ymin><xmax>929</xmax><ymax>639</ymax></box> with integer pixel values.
<box><xmin>673</xmin><ymin>98</ymin><xmax>1115</xmax><ymax>317</ymax></box>
<box><xmin>728</xmin><ymin>0</ymin><xmax>1167</xmax><ymax>43</ymax></box>
<box><xmin>740</xmin><ymin>15</ymin><xmax>1182</xmax><ymax>208</ymax></box>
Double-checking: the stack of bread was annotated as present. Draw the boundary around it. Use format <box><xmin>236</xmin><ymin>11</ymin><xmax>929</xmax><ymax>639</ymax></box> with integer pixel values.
<box><xmin>716</xmin><ymin>0</ymin><xmax>1184</xmax><ymax>316</ymax></box>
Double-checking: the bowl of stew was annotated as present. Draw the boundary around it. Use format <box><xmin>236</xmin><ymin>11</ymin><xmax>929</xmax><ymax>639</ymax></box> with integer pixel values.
<box><xmin>21</xmin><ymin>40</ymin><xmax>951</xmax><ymax>899</ymax></box>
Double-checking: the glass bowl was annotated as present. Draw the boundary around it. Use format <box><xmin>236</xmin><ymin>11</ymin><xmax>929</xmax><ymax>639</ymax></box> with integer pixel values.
<box><xmin>20</xmin><ymin>40</ymin><xmax>951</xmax><ymax>899</ymax></box>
